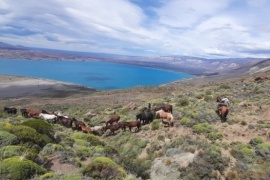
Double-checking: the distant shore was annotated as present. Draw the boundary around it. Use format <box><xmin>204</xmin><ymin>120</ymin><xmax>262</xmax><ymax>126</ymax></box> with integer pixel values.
<box><xmin>0</xmin><ymin>75</ymin><xmax>96</xmax><ymax>99</ymax></box>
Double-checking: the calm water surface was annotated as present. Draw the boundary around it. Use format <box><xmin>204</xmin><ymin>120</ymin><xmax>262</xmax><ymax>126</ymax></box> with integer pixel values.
<box><xmin>0</xmin><ymin>59</ymin><xmax>193</xmax><ymax>90</ymax></box>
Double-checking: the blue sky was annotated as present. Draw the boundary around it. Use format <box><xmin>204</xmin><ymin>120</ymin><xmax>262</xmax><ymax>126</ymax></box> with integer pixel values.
<box><xmin>0</xmin><ymin>0</ymin><xmax>270</xmax><ymax>58</ymax></box>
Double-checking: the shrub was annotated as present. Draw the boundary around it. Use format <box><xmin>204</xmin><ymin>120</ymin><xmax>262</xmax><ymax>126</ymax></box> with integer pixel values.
<box><xmin>151</xmin><ymin>119</ymin><xmax>160</xmax><ymax>130</ymax></box>
<box><xmin>177</xmin><ymin>98</ymin><xmax>189</xmax><ymax>106</ymax></box>
<box><xmin>3</xmin><ymin>124</ymin><xmax>52</xmax><ymax>148</ymax></box>
<box><xmin>0</xmin><ymin>130</ymin><xmax>18</xmax><ymax>148</ymax></box>
<box><xmin>205</xmin><ymin>90</ymin><xmax>212</xmax><ymax>95</ymax></box>
<box><xmin>0</xmin><ymin>145</ymin><xmax>38</xmax><ymax>161</ymax></box>
<box><xmin>204</xmin><ymin>95</ymin><xmax>212</xmax><ymax>102</ymax></box>
<box><xmin>21</xmin><ymin>119</ymin><xmax>53</xmax><ymax>138</ymax></box>
<box><xmin>230</xmin><ymin>144</ymin><xmax>255</xmax><ymax>163</ymax></box>
<box><xmin>86</xmin><ymin>134</ymin><xmax>105</xmax><ymax>146</ymax></box>
<box><xmin>181</xmin><ymin>117</ymin><xmax>191</xmax><ymax>126</ymax></box>
<box><xmin>220</xmin><ymin>84</ymin><xmax>230</xmax><ymax>89</ymax></box>
<box><xmin>255</xmin><ymin>142</ymin><xmax>270</xmax><ymax>160</ymax></box>
<box><xmin>192</xmin><ymin>122</ymin><xmax>213</xmax><ymax>134</ymax></box>
<box><xmin>207</xmin><ymin>131</ymin><xmax>223</xmax><ymax>141</ymax></box>
<box><xmin>120</xmin><ymin>157</ymin><xmax>151</xmax><ymax>179</ymax></box>
<box><xmin>250</xmin><ymin>137</ymin><xmax>264</xmax><ymax>146</ymax></box>
<box><xmin>39</xmin><ymin>143</ymin><xmax>64</xmax><ymax>156</ymax></box>
<box><xmin>0</xmin><ymin>156</ymin><xmax>46</xmax><ymax>180</ymax></box>
<box><xmin>82</xmin><ymin>156</ymin><xmax>126</xmax><ymax>179</ymax></box>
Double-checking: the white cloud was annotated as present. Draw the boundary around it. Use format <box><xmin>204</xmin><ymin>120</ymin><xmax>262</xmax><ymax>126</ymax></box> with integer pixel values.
<box><xmin>0</xmin><ymin>0</ymin><xmax>270</xmax><ymax>58</ymax></box>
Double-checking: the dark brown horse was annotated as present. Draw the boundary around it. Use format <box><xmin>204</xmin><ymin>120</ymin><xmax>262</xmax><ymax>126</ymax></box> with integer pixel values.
<box><xmin>4</xmin><ymin>107</ymin><xmax>17</xmax><ymax>114</ymax></box>
<box><xmin>154</xmin><ymin>104</ymin><xmax>173</xmax><ymax>113</ymax></box>
<box><xmin>103</xmin><ymin>122</ymin><xmax>124</xmax><ymax>135</ymax></box>
<box><xmin>124</xmin><ymin>120</ymin><xmax>141</xmax><ymax>132</ymax></box>
<box><xmin>57</xmin><ymin>116</ymin><xmax>73</xmax><ymax>128</ymax></box>
<box><xmin>218</xmin><ymin>106</ymin><xmax>229</xmax><ymax>122</ymax></box>
<box><xmin>101</xmin><ymin>115</ymin><xmax>120</xmax><ymax>126</ymax></box>
<box><xmin>72</xmin><ymin>118</ymin><xmax>86</xmax><ymax>131</ymax></box>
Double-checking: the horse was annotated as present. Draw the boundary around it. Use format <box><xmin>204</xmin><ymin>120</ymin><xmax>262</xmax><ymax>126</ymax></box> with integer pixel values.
<box><xmin>156</xmin><ymin>109</ymin><xmax>174</xmax><ymax>127</ymax></box>
<box><xmin>79</xmin><ymin>124</ymin><xmax>91</xmax><ymax>133</ymax></box>
<box><xmin>57</xmin><ymin>116</ymin><xmax>73</xmax><ymax>128</ymax></box>
<box><xmin>20</xmin><ymin>108</ymin><xmax>28</xmax><ymax>117</ymax></box>
<box><xmin>90</xmin><ymin>126</ymin><xmax>104</xmax><ymax>135</ymax></box>
<box><xmin>72</xmin><ymin>118</ymin><xmax>86</xmax><ymax>131</ymax></box>
<box><xmin>4</xmin><ymin>107</ymin><xmax>17</xmax><ymax>114</ymax></box>
<box><xmin>101</xmin><ymin>115</ymin><xmax>120</xmax><ymax>126</ymax></box>
<box><xmin>39</xmin><ymin>113</ymin><xmax>58</xmax><ymax>123</ymax></box>
<box><xmin>124</xmin><ymin>120</ymin><xmax>141</xmax><ymax>132</ymax></box>
<box><xmin>154</xmin><ymin>104</ymin><xmax>173</xmax><ymax>113</ymax></box>
<box><xmin>136</xmin><ymin>109</ymin><xmax>154</xmax><ymax>124</ymax></box>
<box><xmin>103</xmin><ymin>122</ymin><xmax>124</xmax><ymax>135</ymax></box>
<box><xmin>26</xmin><ymin>109</ymin><xmax>41</xmax><ymax>118</ymax></box>
<box><xmin>217</xmin><ymin>105</ymin><xmax>229</xmax><ymax>123</ymax></box>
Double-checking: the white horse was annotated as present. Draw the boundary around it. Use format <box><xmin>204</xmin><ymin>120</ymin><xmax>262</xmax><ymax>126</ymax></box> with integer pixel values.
<box><xmin>90</xmin><ymin>126</ymin><xmax>104</xmax><ymax>135</ymax></box>
<box><xmin>39</xmin><ymin>113</ymin><xmax>58</xmax><ymax>123</ymax></box>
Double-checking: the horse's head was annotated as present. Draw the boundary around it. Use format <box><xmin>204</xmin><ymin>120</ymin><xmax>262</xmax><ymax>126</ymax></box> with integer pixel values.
<box><xmin>216</xmin><ymin>97</ymin><xmax>221</xmax><ymax>102</ymax></box>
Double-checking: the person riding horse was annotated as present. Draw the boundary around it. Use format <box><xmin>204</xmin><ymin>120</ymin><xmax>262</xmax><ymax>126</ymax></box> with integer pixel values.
<box><xmin>216</xmin><ymin>97</ymin><xmax>230</xmax><ymax>115</ymax></box>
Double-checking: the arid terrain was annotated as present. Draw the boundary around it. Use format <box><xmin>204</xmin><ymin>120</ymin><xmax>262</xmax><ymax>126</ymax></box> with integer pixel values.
<box><xmin>0</xmin><ymin>60</ymin><xmax>269</xmax><ymax>179</ymax></box>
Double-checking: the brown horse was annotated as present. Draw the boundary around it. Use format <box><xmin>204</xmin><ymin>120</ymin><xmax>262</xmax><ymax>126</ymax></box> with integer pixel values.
<box><xmin>101</xmin><ymin>115</ymin><xmax>120</xmax><ymax>126</ymax></box>
<box><xmin>103</xmin><ymin>122</ymin><xmax>124</xmax><ymax>135</ymax></box>
<box><xmin>154</xmin><ymin>104</ymin><xmax>173</xmax><ymax>113</ymax></box>
<box><xmin>156</xmin><ymin>109</ymin><xmax>174</xmax><ymax>127</ymax></box>
<box><xmin>72</xmin><ymin>118</ymin><xmax>86</xmax><ymax>131</ymax></box>
<box><xmin>79</xmin><ymin>124</ymin><xmax>91</xmax><ymax>133</ymax></box>
<box><xmin>124</xmin><ymin>120</ymin><xmax>141</xmax><ymax>132</ymax></box>
<box><xmin>217</xmin><ymin>106</ymin><xmax>229</xmax><ymax>122</ymax></box>
<box><xmin>26</xmin><ymin>109</ymin><xmax>41</xmax><ymax>118</ymax></box>
<box><xmin>58</xmin><ymin>116</ymin><xmax>73</xmax><ymax>128</ymax></box>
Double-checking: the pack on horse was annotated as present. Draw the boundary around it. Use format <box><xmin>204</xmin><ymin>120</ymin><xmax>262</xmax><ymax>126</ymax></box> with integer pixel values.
<box><xmin>156</xmin><ymin>109</ymin><xmax>174</xmax><ymax>127</ymax></box>
<box><xmin>216</xmin><ymin>97</ymin><xmax>229</xmax><ymax>122</ymax></box>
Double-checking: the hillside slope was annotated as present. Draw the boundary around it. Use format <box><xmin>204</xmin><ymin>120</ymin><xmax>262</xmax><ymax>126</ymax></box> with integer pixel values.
<box><xmin>0</xmin><ymin>66</ymin><xmax>269</xmax><ymax>179</ymax></box>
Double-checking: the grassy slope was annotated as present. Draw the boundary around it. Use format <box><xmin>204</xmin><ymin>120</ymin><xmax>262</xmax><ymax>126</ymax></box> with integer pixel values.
<box><xmin>0</xmin><ymin>70</ymin><xmax>269</xmax><ymax>179</ymax></box>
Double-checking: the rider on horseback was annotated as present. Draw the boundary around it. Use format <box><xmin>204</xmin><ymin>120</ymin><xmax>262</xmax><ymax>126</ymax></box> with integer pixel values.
<box><xmin>216</xmin><ymin>97</ymin><xmax>230</xmax><ymax>115</ymax></box>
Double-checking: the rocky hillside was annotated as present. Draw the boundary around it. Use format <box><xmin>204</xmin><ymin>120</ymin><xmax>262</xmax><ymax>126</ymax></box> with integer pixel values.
<box><xmin>0</xmin><ymin>64</ymin><xmax>269</xmax><ymax>179</ymax></box>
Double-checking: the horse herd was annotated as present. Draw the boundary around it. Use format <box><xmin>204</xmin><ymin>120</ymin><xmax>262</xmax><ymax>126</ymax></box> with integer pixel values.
<box><xmin>3</xmin><ymin>104</ymin><xmax>175</xmax><ymax>136</ymax></box>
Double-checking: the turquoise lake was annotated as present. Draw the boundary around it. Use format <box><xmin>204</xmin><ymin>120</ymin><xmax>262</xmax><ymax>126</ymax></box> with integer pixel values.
<box><xmin>0</xmin><ymin>59</ymin><xmax>193</xmax><ymax>90</ymax></box>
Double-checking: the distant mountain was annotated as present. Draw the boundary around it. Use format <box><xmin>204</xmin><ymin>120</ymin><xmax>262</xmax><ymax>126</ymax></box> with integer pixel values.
<box><xmin>0</xmin><ymin>42</ymin><xmax>28</xmax><ymax>50</ymax></box>
<box><xmin>0</xmin><ymin>41</ymin><xmax>268</xmax><ymax>76</ymax></box>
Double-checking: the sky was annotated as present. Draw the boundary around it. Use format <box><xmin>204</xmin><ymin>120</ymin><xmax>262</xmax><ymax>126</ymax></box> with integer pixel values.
<box><xmin>0</xmin><ymin>0</ymin><xmax>270</xmax><ymax>58</ymax></box>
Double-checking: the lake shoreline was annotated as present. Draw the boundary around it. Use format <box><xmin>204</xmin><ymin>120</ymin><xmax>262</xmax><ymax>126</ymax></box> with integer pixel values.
<box><xmin>0</xmin><ymin>74</ymin><xmax>96</xmax><ymax>99</ymax></box>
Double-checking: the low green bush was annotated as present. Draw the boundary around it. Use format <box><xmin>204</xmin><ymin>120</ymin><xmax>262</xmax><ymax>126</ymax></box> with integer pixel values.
<box><xmin>255</xmin><ymin>142</ymin><xmax>270</xmax><ymax>161</ymax></box>
<box><xmin>250</xmin><ymin>137</ymin><xmax>264</xmax><ymax>146</ymax></box>
<box><xmin>177</xmin><ymin>98</ymin><xmax>189</xmax><ymax>106</ymax></box>
<box><xmin>0</xmin><ymin>145</ymin><xmax>38</xmax><ymax>161</ymax></box>
<box><xmin>0</xmin><ymin>130</ymin><xmax>18</xmax><ymax>148</ymax></box>
<box><xmin>151</xmin><ymin>119</ymin><xmax>160</xmax><ymax>130</ymax></box>
<box><xmin>0</xmin><ymin>156</ymin><xmax>46</xmax><ymax>180</ymax></box>
<box><xmin>3</xmin><ymin>124</ymin><xmax>52</xmax><ymax>148</ymax></box>
<box><xmin>207</xmin><ymin>131</ymin><xmax>223</xmax><ymax>141</ymax></box>
<box><xmin>192</xmin><ymin>122</ymin><xmax>213</xmax><ymax>134</ymax></box>
<box><xmin>82</xmin><ymin>156</ymin><xmax>126</xmax><ymax>179</ymax></box>
<box><xmin>39</xmin><ymin>143</ymin><xmax>64</xmax><ymax>156</ymax></box>
<box><xmin>86</xmin><ymin>134</ymin><xmax>105</xmax><ymax>146</ymax></box>
<box><xmin>230</xmin><ymin>144</ymin><xmax>255</xmax><ymax>163</ymax></box>
<box><xmin>21</xmin><ymin>119</ymin><xmax>53</xmax><ymax>137</ymax></box>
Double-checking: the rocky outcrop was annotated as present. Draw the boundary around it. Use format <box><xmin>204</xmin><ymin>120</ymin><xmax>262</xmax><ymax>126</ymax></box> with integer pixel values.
<box><xmin>151</xmin><ymin>148</ymin><xmax>195</xmax><ymax>180</ymax></box>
